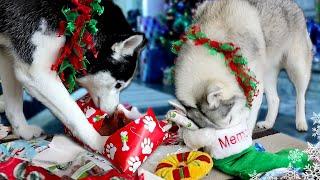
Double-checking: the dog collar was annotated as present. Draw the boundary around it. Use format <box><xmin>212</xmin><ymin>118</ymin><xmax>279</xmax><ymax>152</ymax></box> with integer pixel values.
<box><xmin>51</xmin><ymin>0</ymin><xmax>104</xmax><ymax>93</ymax></box>
<box><xmin>172</xmin><ymin>25</ymin><xmax>259</xmax><ymax>107</ymax></box>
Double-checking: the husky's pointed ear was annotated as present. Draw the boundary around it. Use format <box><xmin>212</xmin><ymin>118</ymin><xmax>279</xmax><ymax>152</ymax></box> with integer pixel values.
<box><xmin>207</xmin><ymin>86</ymin><xmax>222</xmax><ymax>109</ymax></box>
<box><xmin>112</xmin><ymin>34</ymin><xmax>146</xmax><ymax>57</ymax></box>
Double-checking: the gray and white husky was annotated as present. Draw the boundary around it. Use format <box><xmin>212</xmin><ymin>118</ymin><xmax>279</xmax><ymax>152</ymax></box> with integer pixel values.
<box><xmin>175</xmin><ymin>0</ymin><xmax>312</xmax><ymax>133</ymax></box>
<box><xmin>0</xmin><ymin>0</ymin><xmax>146</xmax><ymax>152</ymax></box>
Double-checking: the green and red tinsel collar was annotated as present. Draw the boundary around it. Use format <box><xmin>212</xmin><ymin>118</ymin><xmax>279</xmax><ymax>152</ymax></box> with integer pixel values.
<box><xmin>51</xmin><ymin>0</ymin><xmax>104</xmax><ymax>93</ymax></box>
<box><xmin>172</xmin><ymin>25</ymin><xmax>259</xmax><ymax>107</ymax></box>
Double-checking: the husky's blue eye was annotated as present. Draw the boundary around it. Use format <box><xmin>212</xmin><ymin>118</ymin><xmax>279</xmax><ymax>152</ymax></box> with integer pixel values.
<box><xmin>115</xmin><ymin>83</ymin><xmax>122</xmax><ymax>89</ymax></box>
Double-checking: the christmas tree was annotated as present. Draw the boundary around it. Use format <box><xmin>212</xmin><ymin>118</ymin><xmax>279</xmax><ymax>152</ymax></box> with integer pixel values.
<box><xmin>159</xmin><ymin>0</ymin><xmax>202</xmax><ymax>85</ymax></box>
<box><xmin>158</xmin><ymin>0</ymin><xmax>200</xmax><ymax>51</ymax></box>
<box><xmin>140</xmin><ymin>0</ymin><xmax>202</xmax><ymax>84</ymax></box>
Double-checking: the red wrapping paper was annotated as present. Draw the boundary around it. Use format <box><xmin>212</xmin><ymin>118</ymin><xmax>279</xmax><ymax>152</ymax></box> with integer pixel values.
<box><xmin>0</xmin><ymin>157</ymin><xmax>60</xmax><ymax>180</ymax></box>
<box><xmin>80</xmin><ymin>169</ymin><xmax>144</xmax><ymax>180</ymax></box>
<box><xmin>25</xmin><ymin>166</ymin><xmax>60</xmax><ymax>180</ymax></box>
<box><xmin>103</xmin><ymin>109</ymin><xmax>165</xmax><ymax>176</ymax></box>
<box><xmin>76</xmin><ymin>94</ymin><xmax>134</xmax><ymax>136</ymax></box>
<box><xmin>0</xmin><ymin>157</ymin><xmax>25</xmax><ymax>180</ymax></box>
<box><xmin>72</xmin><ymin>94</ymin><xmax>167</xmax><ymax>177</ymax></box>
<box><xmin>76</xmin><ymin>94</ymin><xmax>109</xmax><ymax>131</ymax></box>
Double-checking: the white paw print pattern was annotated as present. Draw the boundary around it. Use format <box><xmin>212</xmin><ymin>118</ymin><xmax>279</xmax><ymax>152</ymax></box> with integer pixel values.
<box><xmin>105</xmin><ymin>143</ymin><xmax>117</xmax><ymax>160</ymax></box>
<box><xmin>134</xmin><ymin>118</ymin><xmax>140</xmax><ymax>124</ymax></box>
<box><xmin>128</xmin><ymin>156</ymin><xmax>141</xmax><ymax>173</ymax></box>
<box><xmin>143</xmin><ymin>116</ymin><xmax>156</xmax><ymax>133</ymax></box>
<box><xmin>84</xmin><ymin>107</ymin><xmax>96</xmax><ymax>118</ymax></box>
<box><xmin>141</xmin><ymin>138</ymin><xmax>154</xmax><ymax>155</ymax></box>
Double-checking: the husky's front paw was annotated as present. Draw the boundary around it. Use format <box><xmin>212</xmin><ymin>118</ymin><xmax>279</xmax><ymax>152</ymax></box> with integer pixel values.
<box><xmin>256</xmin><ymin>121</ymin><xmax>274</xmax><ymax>129</ymax></box>
<box><xmin>296</xmin><ymin>119</ymin><xmax>308</xmax><ymax>132</ymax></box>
<box><xmin>13</xmin><ymin>125</ymin><xmax>43</xmax><ymax>140</ymax></box>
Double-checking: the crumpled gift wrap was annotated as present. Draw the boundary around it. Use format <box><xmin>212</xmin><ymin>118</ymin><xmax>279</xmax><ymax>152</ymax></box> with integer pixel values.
<box><xmin>76</xmin><ymin>94</ymin><xmax>110</xmax><ymax>131</ymax></box>
<box><xmin>0</xmin><ymin>157</ymin><xmax>60</xmax><ymax>180</ymax></box>
<box><xmin>32</xmin><ymin>136</ymin><xmax>116</xmax><ymax>179</ymax></box>
<box><xmin>47</xmin><ymin>152</ymin><xmax>115</xmax><ymax>179</ymax></box>
<box><xmin>66</xmin><ymin>94</ymin><xmax>143</xmax><ymax>152</ymax></box>
<box><xmin>32</xmin><ymin>135</ymin><xmax>154</xmax><ymax>179</ymax></box>
<box><xmin>103</xmin><ymin>108</ymin><xmax>166</xmax><ymax>176</ymax></box>
<box><xmin>75</xmin><ymin>94</ymin><xmax>142</xmax><ymax>136</ymax></box>
<box><xmin>0</xmin><ymin>138</ymin><xmax>49</xmax><ymax>161</ymax></box>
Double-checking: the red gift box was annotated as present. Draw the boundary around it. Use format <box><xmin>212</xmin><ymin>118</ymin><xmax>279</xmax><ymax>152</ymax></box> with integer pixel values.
<box><xmin>103</xmin><ymin>108</ymin><xmax>165</xmax><ymax>176</ymax></box>
<box><xmin>71</xmin><ymin>94</ymin><xmax>167</xmax><ymax>177</ymax></box>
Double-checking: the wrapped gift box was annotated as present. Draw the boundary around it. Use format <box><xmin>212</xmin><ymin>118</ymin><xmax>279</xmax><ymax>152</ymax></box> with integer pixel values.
<box><xmin>68</xmin><ymin>94</ymin><xmax>167</xmax><ymax>177</ymax></box>
<box><xmin>103</xmin><ymin>108</ymin><xmax>166</xmax><ymax>176</ymax></box>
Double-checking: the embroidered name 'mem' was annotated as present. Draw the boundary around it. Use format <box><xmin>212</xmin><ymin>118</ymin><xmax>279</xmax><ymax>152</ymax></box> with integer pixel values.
<box><xmin>218</xmin><ymin>130</ymin><xmax>249</xmax><ymax>149</ymax></box>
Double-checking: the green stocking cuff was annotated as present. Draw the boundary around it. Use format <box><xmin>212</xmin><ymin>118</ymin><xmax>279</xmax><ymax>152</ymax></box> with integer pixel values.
<box><xmin>214</xmin><ymin>146</ymin><xmax>311</xmax><ymax>179</ymax></box>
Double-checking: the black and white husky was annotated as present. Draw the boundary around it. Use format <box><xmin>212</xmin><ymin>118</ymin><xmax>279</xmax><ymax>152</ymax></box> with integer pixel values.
<box><xmin>0</xmin><ymin>0</ymin><xmax>146</xmax><ymax>152</ymax></box>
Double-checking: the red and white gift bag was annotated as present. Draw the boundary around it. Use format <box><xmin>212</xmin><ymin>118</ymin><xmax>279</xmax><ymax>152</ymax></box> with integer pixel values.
<box><xmin>103</xmin><ymin>108</ymin><xmax>165</xmax><ymax>176</ymax></box>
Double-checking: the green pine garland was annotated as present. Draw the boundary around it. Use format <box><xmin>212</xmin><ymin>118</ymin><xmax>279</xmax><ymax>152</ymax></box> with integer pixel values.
<box><xmin>52</xmin><ymin>0</ymin><xmax>104</xmax><ymax>93</ymax></box>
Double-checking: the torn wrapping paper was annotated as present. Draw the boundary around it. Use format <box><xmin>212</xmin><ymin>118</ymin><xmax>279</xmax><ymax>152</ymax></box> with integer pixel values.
<box><xmin>25</xmin><ymin>165</ymin><xmax>60</xmax><ymax>180</ymax></box>
<box><xmin>98</xmin><ymin>104</ymin><xmax>142</xmax><ymax>136</ymax></box>
<box><xmin>47</xmin><ymin>153</ymin><xmax>114</xmax><ymax>179</ymax></box>
<box><xmin>103</xmin><ymin>108</ymin><xmax>166</xmax><ymax>176</ymax></box>
<box><xmin>162</xmin><ymin>125</ymin><xmax>181</xmax><ymax>146</ymax></box>
<box><xmin>32</xmin><ymin>136</ymin><xmax>115</xmax><ymax>179</ymax></box>
<box><xmin>76</xmin><ymin>94</ymin><xmax>110</xmax><ymax>131</ymax></box>
<box><xmin>65</xmin><ymin>94</ymin><xmax>169</xmax><ymax>178</ymax></box>
<box><xmin>0</xmin><ymin>138</ymin><xmax>49</xmax><ymax>160</ymax></box>
<box><xmin>32</xmin><ymin>135</ymin><xmax>85</xmax><ymax>164</ymax></box>
<box><xmin>0</xmin><ymin>157</ymin><xmax>26</xmax><ymax>179</ymax></box>
<box><xmin>0</xmin><ymin>157</ymin><xmax>60</xmax><ymax>180</ymax></box>
<box><xmin>76</xmin><ymin>94</ymin><xmax>142</xmax><ymax>136</ymax></box>
<box><xmin>66</xmin><ymin>95</ymin><xmax>141</xmax><ymax>152</ymax></box>
<box><xmin>31</xmin><ymin>135</ymin><xmax>146</xmax><ymax>179</ymax></box>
